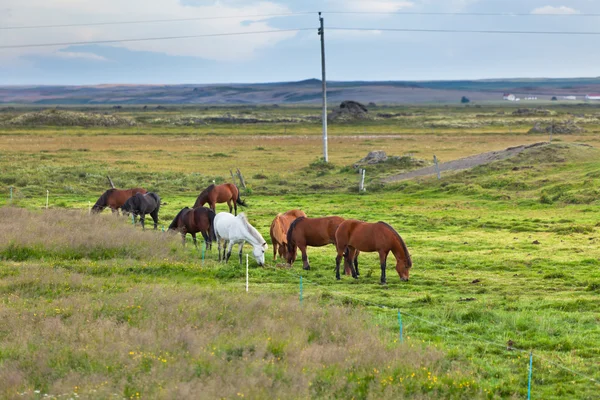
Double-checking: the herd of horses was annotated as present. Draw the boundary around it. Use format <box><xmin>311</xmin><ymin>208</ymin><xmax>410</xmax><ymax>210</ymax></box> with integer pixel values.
<box><xmin>92</xmin><ymin>183</ymin><xmax>412</xmax><ymax>284</ymax></box>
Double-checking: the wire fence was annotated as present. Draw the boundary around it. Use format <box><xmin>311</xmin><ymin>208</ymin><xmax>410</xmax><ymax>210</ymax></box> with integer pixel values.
<box><xmin>252</xmin><ymin>261</ymin><xmax>600</xmax><ymax>394</ymax></box>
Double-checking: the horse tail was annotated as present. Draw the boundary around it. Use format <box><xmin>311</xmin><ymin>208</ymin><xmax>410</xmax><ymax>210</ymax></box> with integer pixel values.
<box><xmin>92</xmin><ymin>189</ymin><xmax>113</xmax><ymax>212</ymax></box>
<box><xmin>208</xmin><ymin>208</ymin><xmax>217</xmax><ymax>242</ymax></box>
<box><xmin>148</xmin><ymin>192</ymin><xmax>160</xmax><ymax>211</ymax></box>
<box><xmin>379</xmin><ymin>222</ymin><xmax>412</xmax><ymax>268</ymax></box>
<box><xmin>168</xmin><ymin>207</ymin><xmax>189</xmax><ymax>231</ymax></box>
<box><xmin>286</xmin><ymin>216</ymin><xmax>305</xmax><ymax>255</ymax></box>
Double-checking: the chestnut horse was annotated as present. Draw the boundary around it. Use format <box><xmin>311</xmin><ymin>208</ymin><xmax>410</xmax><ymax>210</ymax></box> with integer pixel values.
<box><xmin>286</xmin><ymin>216</ymin><xmax>357</xmax><ymax>272</ymax></box>
<box><xmin>168</xmin><ymin>206</ymin><xmax>216</xmax><ymax>249</ymax></box>
<box><xmin>92</xmin><ymin>188</ymin><xmax>147</xmax><ymax>215</ymax></box>
<box><xmin>269</xmin><ymin>209</ymin><xmax>307</xmax><ymax>261</ymax></box>
<box><xmin>335</xmin><ymin>220</ymin><xmax>412</xmax><ymax>284</ymax></box>
<box><xmin>193</xmin><ymin>183</ymin><xmax>246</xmax><ymax>215</ymax></box>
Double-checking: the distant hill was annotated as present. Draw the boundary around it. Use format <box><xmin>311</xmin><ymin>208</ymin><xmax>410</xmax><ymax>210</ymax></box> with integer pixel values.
<box><xmin>2</xmin><ymin>78</ymin><xmax>600</xmax><ymax>105</ymax></box>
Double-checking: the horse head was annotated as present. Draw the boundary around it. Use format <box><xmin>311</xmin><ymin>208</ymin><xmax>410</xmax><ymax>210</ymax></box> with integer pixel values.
<box><xmin>252</xmin><ymin>242</ymin><xmax>268</xmax><ymax>266</ymax></box>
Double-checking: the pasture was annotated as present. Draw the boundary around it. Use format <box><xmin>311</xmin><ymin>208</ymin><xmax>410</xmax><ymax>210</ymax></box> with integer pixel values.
<box><xmin>1</xmin><ymin>104</ymin><xmax>600</xmax><ymax>399</ymax></box>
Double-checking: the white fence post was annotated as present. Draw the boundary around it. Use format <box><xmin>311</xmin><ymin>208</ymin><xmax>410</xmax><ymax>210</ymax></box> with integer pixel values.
<box><xmin>246</xmin><ymin>254</ymin><xmax>249</xmax><ymax>293</ymax></box>
<box><xmin>46</xmin><ymin>190</ymin><xmax>49</xmax><ymax>209</ymax></box>
<box><xmin>433</xmin><ymin>155</ymin><xmax>441</xmax><ymax>180</ymax></box>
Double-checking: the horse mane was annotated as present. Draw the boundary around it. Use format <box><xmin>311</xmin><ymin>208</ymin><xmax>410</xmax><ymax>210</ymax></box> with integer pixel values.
<box><xmin>194</xmin><ymin>184</ymin><xmax>215</xmax><ymax>207</ymax></box>
<box><xmin>286</xmin><ymin>216</ymin><xmax>306</xmax><ymax>254</ymax></box>
<box><xmin>238</xmin><ymin>213</ymin><xmax>265</xmax><ymax>245</ymax></box>
<box><xmin>169</xmin><ymin>207</ymin><xmax>190</xmax><ymax>230</ymax></box>
<box><xmin>378</xmin><ymin>222</ymin><xmax>412</xmax><ymax>268</ymax></box>
<box><xmin>93</xmin><ymin>188</ymin><xmax>116</xmax><ymax>209</ymax></box>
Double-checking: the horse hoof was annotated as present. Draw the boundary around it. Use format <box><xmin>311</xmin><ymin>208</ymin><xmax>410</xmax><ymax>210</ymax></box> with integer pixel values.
<box><xmin>303</xmin><ymin>266</ymin><xmax>310</xmax><ymax>271</ymax></box>
<box><xmin>379</xmin><ymin>281</ymin><xmax>387</xmax><ymax>286</ymax></box>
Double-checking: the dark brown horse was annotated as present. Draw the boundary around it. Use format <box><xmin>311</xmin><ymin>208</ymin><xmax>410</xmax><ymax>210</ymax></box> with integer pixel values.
<box><xmin>335</xmin><ymin>220</ymin><xmax>412</xmax><ymax>284</ymax></box>
<box><xmin>286</xmin><ymin>216</ymin><xmax>357</xmax><ymax>272</ymax></box>
<box><xmin>92</xmin><ymin>188</ymin><xmax>147</xmax><ymax>215</ymax></box>
<box><xmin>270</xmin><ymin>209</ymin><xmax>307</xmax><ymax>261</ymax></box>
<box><xmin>193</xmin><ymin>183</ymin><xmax>246</xmax><ymax>215</ymax></box>
<box><xmin>168</xmin><ymin>207</ymin><xmax>216</xmax><ymax>249</ymax></box>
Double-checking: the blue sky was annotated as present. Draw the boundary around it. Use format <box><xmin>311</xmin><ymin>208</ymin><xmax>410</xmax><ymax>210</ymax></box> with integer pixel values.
<box><xmin>1</xmin><ymin>0</ymin><xmax>599</xmax><ymax>84</ymax></box>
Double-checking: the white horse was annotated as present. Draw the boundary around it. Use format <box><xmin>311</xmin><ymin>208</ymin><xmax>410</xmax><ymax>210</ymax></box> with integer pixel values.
<box><xmin>214</xmin><ymin>212</ymin><xmax>268</xmax><ymax>266</ymax></box>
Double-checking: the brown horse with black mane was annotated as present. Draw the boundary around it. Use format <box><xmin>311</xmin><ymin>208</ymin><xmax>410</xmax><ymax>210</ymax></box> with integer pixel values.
<box><xmin>270</xmin><ymin>209</ymin><xmax>307</xmax><ymax>261</ymax></box>
<box><xmin>335</xmin><ymin>220</ymin><xmax>412</xmax><ymax>284</ymax></box>
<box><xmin>92</xmin><ymin>188</ymin><xmax>147</xmax><ymax>215</ymax></box>
<box><xmin>193</xmin><ymin>183</ymin><xmax>246</xmax><ymax>215</ymax></box>
<box><xmin>286</xmin><ymin>216</ymin><xmax>357</xmax><ymax>272</ymax></box>
<box><xmin>168</xmin><ymin>206</ymin><xmax>216</xmax><ymax>249</ymax></box>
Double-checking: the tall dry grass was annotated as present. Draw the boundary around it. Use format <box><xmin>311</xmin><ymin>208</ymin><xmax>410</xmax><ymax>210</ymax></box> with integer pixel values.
<box><xmin>0</xmin><ymin>266</ymin><xmax>480</xmax><ymax>400</ymax></box>
<box><xmin>0</xmin><ymin>207</ymin><xmax>179</xmax><ymax>261</ymax></box>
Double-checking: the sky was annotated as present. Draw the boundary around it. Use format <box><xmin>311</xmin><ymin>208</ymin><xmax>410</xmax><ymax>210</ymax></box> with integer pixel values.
<box><xmin>1</xmin><ymin>0</ymin><xmax>600</xmax><ymax>84</ymax></box>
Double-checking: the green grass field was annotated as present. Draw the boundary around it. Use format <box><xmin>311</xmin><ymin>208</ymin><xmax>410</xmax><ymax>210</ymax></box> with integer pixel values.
<box><xmin>1</xmin><ymin>105</ymin><xmax>600</xmax><ymax>399</ymax></box>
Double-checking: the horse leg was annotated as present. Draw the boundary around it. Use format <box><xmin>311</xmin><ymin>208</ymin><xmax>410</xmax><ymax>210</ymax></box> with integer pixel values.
<box><xmin>151</xmin><ymin>210</ymin><xmax>158</xmax><ymax>230</ymax></box>
<box><xmin>273</xmin><ymin>242</ymin><xmax>278</xmax><ymax>261</ymax></box>
<box><xmin>335</xmin><ymin>246</ymin><xmax>344</xmax><ymax>280</ymax></box>
<box><xmin>238</xmin><ymin>242</ymin><xmax>244</xmax><ymax>264</ymax></box>
<box><xmin>300</xmin><ymin>245</ymin><xmax>310</xmax><ymax>270</ymax></box>
<box><xmin>225</xmin><ymin>241</ymin><xmax>234</xmax><ymax>263</ymax></box>
<box><xmin>354</xmin><ymin>250</ymin><xmax>360</xmax><ymax>276</ymax></box>
<box><xmin>140</xmin><ymin>214</ymin><xmax>145</xmax><ymax>230</ymax></box>
<box><xmin>233</xmin><ymin>199</ymin><xmax>237</xmax><ymax>216</ymax></box>
<box><xmin>181</xmin><ymin>232</ymin><xmax>186</xmax><ymax>247</ymax></box>
<box><xmin>343</xmin><ymin>247</ymin><xmax>352</xmax><ymax>276</ymax></box>
<box><xmin>227</xmin><ymin>199</ymin><xmax>233</xmax><ymax>215</ymax></box>
<box><xmin>192</xmin><ymin>233</ymin><xmax>198</xmax><ymax>249</ymax></box>
<box><xmin>200</xmin><ymin>230</ymin><xmax>209</xmax><ymax>250</ymax></box>
<box><xmin>379</xmin><ymin>251</ymin><xmax>389</xmax><ymax>285</ymax></box>
<box><xmin>344</xmin><ymin>247</ymin><xmax>358</xmax><ymax>279</ymax></box>
<box><xmin>217</xmin><ymin>236</ymin><xmax>222</xmax><ymax>261</ymax></box>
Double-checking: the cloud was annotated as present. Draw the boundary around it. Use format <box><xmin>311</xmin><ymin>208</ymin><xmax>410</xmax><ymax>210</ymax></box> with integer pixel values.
<box><xmin>328</xmin><ymin>0</ymin><xmax>414</xmax><ymax>13</ymax></box>
<box><xmin>0</xmin><ymin>0</ymin><xmax>299</xmax><ymax>64</ymax></box>
<box><xmin>531</xmin><ymin>6</ymin><xmax>579</xmax><ymax>15</ymax></box>
<box><xmin>54</xmin><ymin>51</ymin><xmax>109</xmax><ymax>62</ymax></box>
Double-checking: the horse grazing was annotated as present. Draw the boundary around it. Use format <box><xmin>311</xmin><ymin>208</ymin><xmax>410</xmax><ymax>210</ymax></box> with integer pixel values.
<box><xmin>335</xmin><ymin>220</ymin><xmax>412</xmax><ymax>284</ymax></box>
<box><xmin>286</xmin><ymin>216</ymin><xmax>358</xmax><ymax>272</ymax></box>
<box><xmin>92</xmin><ymin>188</ymin><xmax>147</xmax><ymax>215</ymax></box>
<box><xmin>168</xmin><ymin>207</ymin><xmax>216</xmax><ymax>249</ymax></box>
<box><xmin>193</xmin><ymin>183</ymin><xmax>246</xmax><ymax>215</ymax></box>
<box><xmin>121</xmin><ymin>192</ymin><xmax>161</xmax><ymax>230</ymax></box>
<box><xmin>214</xmin><ymin>212</ymin><xmax>267</xmax><ymax>266</ymax></box>
<box><xmin>269</xmin><ymin>209</ymin><xmax>307</xmax><ymax>261</ymax></box>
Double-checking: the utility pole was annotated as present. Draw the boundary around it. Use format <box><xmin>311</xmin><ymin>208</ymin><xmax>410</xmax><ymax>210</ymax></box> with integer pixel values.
<box><xmin>318</xmin><ymin>12</ymin><xmax>328</xmax><ymax>162</ymax></box>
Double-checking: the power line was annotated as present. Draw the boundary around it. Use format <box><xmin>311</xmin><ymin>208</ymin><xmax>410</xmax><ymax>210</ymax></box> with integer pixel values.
<box><xmin>2</xmin><ymin>10</ymin><xmax>598</xmax><ymax>31</ymax></box>
<box><xmin>328</xmin><ymin>27</ymin><xmax>600</xmax><ymax>36</ymax></box>
<box><xmin>0</xmin><ymin>12</ymin><xmax>316</xmax><ymax>30</ymax></box>
<box><xmin>325</xmin><ymin>11</ymin><xmax>600</xmax><ymax>17</ymax></box>
<box><xmin>0</xmin><ymin>28</ymin><xmax>315</xmax><ymax>50</ymax></box>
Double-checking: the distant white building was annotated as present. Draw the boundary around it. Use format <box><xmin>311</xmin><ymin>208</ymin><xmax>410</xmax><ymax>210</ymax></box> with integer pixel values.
<box><xmin>562</xmin><ymin>96</ymin><xmax>577</xmax><ymax>100</ymax></box>
<box><xmin>585</xmin><ymin>94</ymin><xmax>600</xmax><ymax>100</ymax></box>
<box><xmin>503</xmin><ymin>93</ymin><xmax>516</xmax><ymax>101</ymax></box>
<box><xmin>524</xmin><ymin>96</ymin><xmax>538</xmax><ymax>100</ymax></box>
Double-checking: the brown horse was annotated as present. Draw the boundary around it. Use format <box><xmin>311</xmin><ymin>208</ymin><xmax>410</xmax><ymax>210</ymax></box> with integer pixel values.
<box><xmin>335</xmin><ymin>220</ymin><xmax>412</xmax><ymax>284</ymax></box>
<box><xmin>92</xmin><ymin>188</ymin><xmax>147</xmax><ymax>215</ymax></box>
<box><xmin>269</xmin><ymin>209</ymin><xmax>307</xmax><ymax>261</ymax></box>
<box><xmin>193</xmin><ymin>183</ymin><xmax>246</xmax><ymax>215</ymax></box>
<box><xmin>168</xmin><ymin>207</ymin><xmax>216</xmax><ymax>249</ymax></box>
<box><xmin>286</xmin><ymin>216</ymin><xmax>357</xmax><ymax>272</ymax></box>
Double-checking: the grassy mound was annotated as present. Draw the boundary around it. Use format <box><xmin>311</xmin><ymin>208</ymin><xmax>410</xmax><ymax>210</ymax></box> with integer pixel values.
<box><xmin>0</xmin><ymin>266</ymin><xmax>479</xmax><ymax>399</ymax></box>
<box><xmin>5</xmin><ymin>109</ymin><xmax>136</xmax><ymax>127</ymax></box>
<box><xmin>0</xmin><ymin>208</ymin><xmax>179</xmax><ymax>261</ymax></box>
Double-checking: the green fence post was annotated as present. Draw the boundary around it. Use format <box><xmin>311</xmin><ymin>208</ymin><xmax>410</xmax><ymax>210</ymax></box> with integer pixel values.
<box><xmin>398</xmin><ymin>310</ymin><xmax>403</xmax><ymax>343</ymax></box>
<box><xmin>527</xmin><ymin>351</ymin><xmax>533</xmax><ymax>400</ymax></box>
